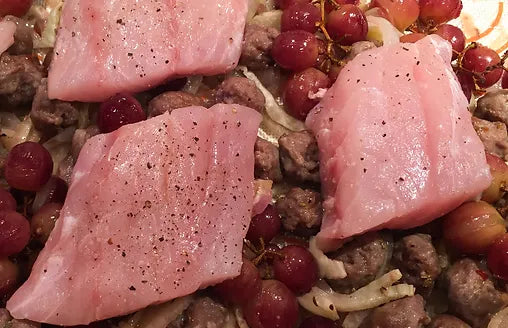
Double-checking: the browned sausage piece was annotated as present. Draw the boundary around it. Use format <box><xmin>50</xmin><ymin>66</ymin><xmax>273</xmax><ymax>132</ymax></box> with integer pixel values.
<box><xmin>471</xmin><ymin>117</ymin><xmax>508</xmax><ymax>160</ymax></box>
<box><xmin>391</xmin><ymin>233</ymin><xmax>441</xmax><ymax>293</ymax></box>
<box><xmin>476</xmin><ymin>90</ymin><xmax>508</xmax><ymax>126</ymax></box>
<box><xmin>30</xmin><ymin>78</ymin><xmax>79</xmax><ymax>134</ymax></box>
<box><xmin>215</xmin><ymin>77</ymin><xmax>265</xmax><ymax>113</ymax></box>
<box><xmin>4</xmin><ymin>16</ymin><xmax>33</xmax><ymax>55</ymax></box>
<box><xmin>148</xmin><ymin>91</ymin><xmax>206</xmax><ymax>118</ymax></box>
<box><xmin>428</xmin><ymin>314</ymin><xmax>471</xmax><ymax>328</ymax></box>
<box><xmin>446</xmin><ymin>258</ymin><xmax>506</xmax><ymax>327</ymax></box>
<box><xmin>361</xmin><ymin>296</ymin><xmax>430</xmax><ymax>328</ymax></box>
<box><xmin>279</xmin><ymin>130</ymin><xmax>320</xmax><ymax>183</ymax></box>
<box><xmin>185</xmin><ymin>297</ymin><xmax>231</xmax><ymax>328</ymax></box>
<box><xmin>329</xmin><ymin>232</ymin><xmax>391</xmax><ymax>292</ymax></box>
<box><xmin>0</xmin><ymin>54</ymin><xmax>44</xmax><ymax>107</ymax></box>
<box><xmin>240</xmin><ymin>23</ymin><xmax>279</xmax><ymax>70</ymax></box>
<box><xmin>276</xmin><ymin>187</ymin><xmax>322</xmax><ymax>232</ymax></box>
<box><xmin>254</xmin><ymin>137</ymin><xmax>282</xmax><ymax>182</ymax></box>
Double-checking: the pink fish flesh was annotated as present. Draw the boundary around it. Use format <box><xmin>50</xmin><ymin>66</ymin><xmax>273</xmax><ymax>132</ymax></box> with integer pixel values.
<box><xmin>0</xmin><ymin>20</ymin><xmax>16</xmax><ymax>55</ymax></box>
<box><xmin>252</xmin><ymin>179</ymin><xmax>273</xmax><ymax>216</ymax></box>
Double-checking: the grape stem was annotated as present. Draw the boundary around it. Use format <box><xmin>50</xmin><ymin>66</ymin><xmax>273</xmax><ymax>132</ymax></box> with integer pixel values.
<box><xmin>502</xmin><ymin>50</ymin><xmax>508</xmax><ymax>72</ymax></box>
<box><xmin>23</xmin><ymin>195</ymin><xmax>33</xmax><ymax>217</ymax></box>
<box><xmin>313</xmin><ymin>0</ymin><xmax>347</xmax><ymax>69</ymax></box>
<box><xmin>413</xmin><ymin>19</ymin><xmax>439</xmax><ymax>34</ymax></box>
<box><xmin>455</xmin><ymin>42</ymin><xmax>507</xmax><ymax>92</ymax></box>
<box><xmin>455</xmin><ymin>43</ymin><xmax>485</xmax><ymax>91</ymax></box>
<box><xmin>243</xmin><ymin>238</ymin><xmax>283</xmax><ymax>266</ymax></box>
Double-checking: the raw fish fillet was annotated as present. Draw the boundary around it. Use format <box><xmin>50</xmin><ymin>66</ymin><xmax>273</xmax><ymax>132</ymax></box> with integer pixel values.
<box><xmin>7</xmin><ymin>104</ymin><xmax>261</xmax><ymax>325</ymax></box>
<box><xmin>306</xmin><ymin>36</ymin><xmax>491</xmax><ymax>240</ymax></box>
<box><xmin>47</xmin><ymin>0</ymin><xmax>248</xmax><ymax>101</ymax></box>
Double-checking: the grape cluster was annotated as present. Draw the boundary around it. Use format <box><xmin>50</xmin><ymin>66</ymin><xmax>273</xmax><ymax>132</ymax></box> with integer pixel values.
<box><xmin>275</xmin><ymin>0</ymin><xmax>506</xmax><ymax>121</ymax></box>
<box><xmin>215</xmin><ymin>205</ymin><xmax>323</xmax><ymax>328</ymax></box>
<box><xmin>419</xmin><ymin>0</ymin><xmax>504</xmax><ymax>98</ymax></box>
<box><xmin>1</xmin><ymin>141</ymin><xmax>68</xmax><ymax>301</ymax></box>
<box><xmin>457</xmin><ymin>44</ymin><xmax>505</xmax><ymax>96</ymax></box>
<box><xmin>273</xmin><ymin>0</ymin><xmax>369</xmax><ymax>121</ymax></box>
<box><xmin>390</xmin><ymin>0</ymin><xmax>506</xmax><ymax>99</ymax></box>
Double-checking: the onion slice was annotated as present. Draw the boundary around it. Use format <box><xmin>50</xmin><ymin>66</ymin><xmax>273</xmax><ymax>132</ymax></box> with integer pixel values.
<box><xmin>309</xmin><ymin>236</ymin><xmax>347</xmax><ymax>280</ymax></box>
<box><xmin>258</xmin><ymin>115</ymin><xmax>290</xmax><ymax>145</ymax></box>
<box><xmin>251</xmin><ymin>10</ymin><xmax>282</xmax><ymax>30</ymax></box>
<box><xmin>182</xmin><ymin>76</ymin><xmax>203</xmax><ymax>94</ymax></box>
<box><xmin>43</xmin><ymin>127</ymin><xmax>75</xmax><ymax>175</ymax></box>
<box><xmin>33</xmin><ymin>0</ymin><xmax>64</xmax><ymax>49</ymax></box>
<box><xmin>235</xmin><ymin>308</ymin><xmax>250</xmax><ymax>328</ymax></box>
<box><xmin>365</xmin><ymin>16</ymin><xmax>402</xmax><ymax>46</ymax></box>
<box><xmin>342</xmin><ymin>309</ymin><xmax>372</xmax><ymax>328</ymax></box>
<box><xmin>118</xmin><ymin>296</ymin><xmax>194</xmax><ymax>328</ymax></box>
<box><xmin>239</xmin><ymin>66</ymin><xmax>306</xmax><ymax>132</ymax></box>
<box><xmin>0</xmin><ymin>116</ymin><xmax>41</xmax><ymax>151</ymax></box>
<box><xmin>298</xmin><ymin>286</ymin><xmax>341</xmax><ymax>320</ymax></box>
<box><xmin>489</xmin><ymin>307</ymin><xmax>508</xmax><ymax>328</ymax></box>
<box><xmin>298</xmin><ymin>270</ymin><xmax>415</xmax><ymax>319</ymax></box>
<box><xmin>247</xmin><ymin>0</ymin><xmax>260</xmax><ymax>21</ymax></box>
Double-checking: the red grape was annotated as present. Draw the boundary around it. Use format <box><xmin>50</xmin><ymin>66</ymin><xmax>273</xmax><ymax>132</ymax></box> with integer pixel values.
<box><xmin>0</xmin><ymin>258</ymin><xmax>18</xmax><ymax>298</ymax></box>
<box><xmin>247</xmin><ymin>205</ymin><xmax>282</xmax><ymax>243</ymax></box>
<box><xmin>276</xmin><ymin>0</ymin><xmax>312</xmax><ymax>10</ymax></box>
<box><xmin>443</xmin><ymin>201</ymin><xmax>506</xmax><ymax>254</ymax></box>
<box><xmin>5</xmin><ymin>142</ymin><xmax>53</xmax><ymax>192</ymax></box>
<box><xmin>98</xmin><ymin>93</ymin><xmax>146</xmax><ymax>133</ymax></box>
<box><xmin>324</xmin><ymin>0</ymin><xmax>360</xmax><ymax>13</ymax></box>
<box><xmin>365</xmin><ymin>7</ymin><xmax>392</xmax><ymax>21</ymax></box>
<box><xmin>433</xmin><ymin>24</ymin><xmax>465</xmax><ymax>60</ymax></box>
<box><xmin>0</xmin><ymin>189</ymin><xmax>16</xmax><ymax>212</ymax></box>
<box><xmin>32</xmin><ymin>176</ymin><xmax>67</xmax><ymax>213</ymax></box>
<box><xmin>300</xmin><ymin>316</ymin><xmax>337</xmax><ymax>328</ymax></box>
<box><xmin>482</xmin><ymin>154</ymin><xmax>508</xmax><ymax>204</ymax></box>
<box><xmin>31</xmin><ymin>202</ymin><xmax>62</xmax><ymax>244</ymax></box>
<box><xmin>214</xmin><ymin>259</ymin><xmax>261</xmax><ymax>305</ymax></box>
<box><xmin>243</xmin><ymin>280</ymin><xmax>299</xmax><ymax>328</ymax></box>
<box><xmin>283</xmin><ymin>68</ymin><xmax>330</xmax><ymax>120</ymax></box>
<box><xmin>272</xmin><ymin>30</ymin><xmax>319</xmax><ymax>71</ymax></box>
<box><xmin>487</xmin><ymin>233</ymin><xmax>508</xmax><ymax>280</ymax></box>
<box><xmin>326</xmin><ymin>5</ymin><xmax>368</xmax><ymax>46</ymax></box>
<box><xmin>371</xmin><ymin>0</ymin><xmax>420</xmax><ymax>31</ymax></box>
<box><xmin>281</xmin><ymin>3</ymin><xmax>321</xmax><ymax>33</ymax></box>
<box><xmin>455</xmin><ymin>70</ymin><xmax>474</xmax><ymax>101</ymax></box>
<box><xmin>0</xmin><ymin>210</ymin><xmax>30</xmax><ymax>257</ymax></box>
<box><xmin>0</xmin><ymin>0</ymin><xmax>32</xmax><ymax>17</ymax></box>
<box><xmin>419</xmin><ymin>0</ymin><xmax>462</xmax><ymax>26</ymax></box>
<box><xmin>400</xmin><ymin>33</ymin><xmax>426</xmax><ymax>43</ymax></box>
<box><xmin>502</xmin><ymin>71</ymin><xmax>508</xmax><ymax>89</ymax></box>
<box><xmin>462</xmin><ymin>45</ymin><xmax>503</xmax><ymax>88</ymax></box>
<box><xmin>273</xmin><ymin>245</ymin><xmax>318</xmax><ymax>294</ymax></box>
